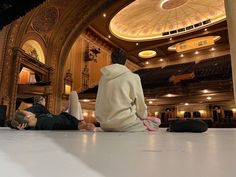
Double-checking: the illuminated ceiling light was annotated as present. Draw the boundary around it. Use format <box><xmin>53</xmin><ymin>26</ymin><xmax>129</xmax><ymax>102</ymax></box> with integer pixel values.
<box><xmin>168</xmin><ymin>36</ymin><xmax>221</xmax><ymax>52</ymax></box>
<box><xmin>204</xmin><ymin>28</ymin><xmax>208</xmax><ymax>31</ymax></box>
<box><xmin>206</xmin><ymin>96</ymin><xmax>212</xmax><ymax>100</ymax></box>
<box><xmin>210</xmin><ymin>47</ymin><xmax>215</xmax><ymax>51</ymax></box>
<box><xmin>110</xmin><ymin>1</ymin><xmax>225</xmax><ymax>42</ymax></box>
<box><xmin>145</xmin><ymin>61</ymin><xmax>149</xmax><ymax>65</ymax></box>
<box><xmin>149</xmin><ymin>101</ymin><xmax>153</xmax><ymax>104</ymax></box>
<box><xmin>180</xmin><ymin>54</ymin><xmax>184</xmax><ymax>57</ymax></box>
<box><xmin>83</xmin><ymin>112</ymin><xmax>88</xmax><ymax>117</ymax></box>
<box><xmin>195</xmin><ymin>51</ymin><xmax>199</xmax><ymax>55</ymax></box>
<box><xmin>159</xmin><ymin>58</ymin><xmax>164</xmax><ymax>62</ymax></box>
<box><xmin>103</xmin><ymin>13</ymin><xmax>106</xmax><ymax>17</ymax></box>
<box><xmin>138</xmin><ymin>50</ymin><xmax>157</xmax><ymax>59</ymax></box>
<box><xmin>184</xmin><ymin>103</ymin><xmax>189</xmax><ymax>106</ymax></box>
<box><xmin>160</xmin><ymin>0</ymin><xmax>188</xmax><ymax>9</ymax></box>
<box><xmin>203</xmin><ymin>89</ymin><xmax>209</xmax><ymax>93</ymax></box>
<box><xmin>169</xmin><ymin>37</ymin><xmax>172</xmax><ymax>41</ymax></box>
<box><xmin>136</xmin><ymin>43</ymin><xmax>139</xmax><ymax>46</ymax></box>
<box><xmin>82</xmin><ymin>99</ymin><xmax>90</xmax><ymax>102</ymax></box>
<box><xmin>164</xmin><ymin>93</ymin><xmax>178</xmax><ymax>97</ymax></box>
<box><xmin>199</xmin><ymin>110</ymin><xmax>204</xmax><ymax>114</ymax></box>
<box><xmin>108</xmin><ymin>35</ymin><xmax>111</xmax><ymax>38</ymax></box>
<box><xmin>160</xmin><ymin>0</ymin><xmax>169</xmax><ymax>8</ymax></box>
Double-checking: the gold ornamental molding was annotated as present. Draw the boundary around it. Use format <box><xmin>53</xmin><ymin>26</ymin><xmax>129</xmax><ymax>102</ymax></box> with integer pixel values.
<box><xmin>168</xmin><ymin>36</ymin><xmax>221</xmax><ymax>52</ymax></box>
<box><xmin>109</xmin><ymin>0</ymin><xmax>226</xmax><ymax>41</ymax></box>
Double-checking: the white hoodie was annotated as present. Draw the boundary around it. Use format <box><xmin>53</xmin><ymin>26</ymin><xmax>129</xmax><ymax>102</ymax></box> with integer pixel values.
<box><xmin>95</xmin><ymin>64</ymin><xmax>147</xmax><ymax>131</ymax></box>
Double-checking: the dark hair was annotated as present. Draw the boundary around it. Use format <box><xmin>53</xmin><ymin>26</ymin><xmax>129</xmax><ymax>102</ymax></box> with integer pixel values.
<box><xmin>111</xmin><ymin>48</ymin><xmax>127</xmax><ymax>65</ymax></box>
<box><xmin>34</xmin><ymin>96</ymin><xmax>44</xmax><ymax>105</ymax></box>
<box><xmin>6</xmin><ymin>111</ymin><xmax>28</xmax><ymax>129</ymax></box>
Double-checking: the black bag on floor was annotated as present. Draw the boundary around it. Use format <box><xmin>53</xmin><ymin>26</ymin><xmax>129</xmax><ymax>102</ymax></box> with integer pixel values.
<box><xmin>167</xmin><ymin>119</ymin><xmax>208</xmax><ymax>132</ymax></box>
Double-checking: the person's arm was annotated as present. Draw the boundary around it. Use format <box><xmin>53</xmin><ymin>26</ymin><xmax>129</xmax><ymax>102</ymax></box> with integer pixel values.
<box><xmin>134</xmin><ymin>75</ymin><xmax>147</xmax><ymax>119</ymax></box>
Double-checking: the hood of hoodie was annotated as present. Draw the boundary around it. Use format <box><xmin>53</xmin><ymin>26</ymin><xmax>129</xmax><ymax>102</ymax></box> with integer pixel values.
<box><xmin>101</xmin><ymin>64</ymin><xmax>130</xmax><ymax>80</ymax></box>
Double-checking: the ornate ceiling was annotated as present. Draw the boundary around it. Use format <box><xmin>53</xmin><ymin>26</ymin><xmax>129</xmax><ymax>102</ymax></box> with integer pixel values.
<box><xmin>109</xmin><ymin>0</ymin><xmax>226</xmax><ymax>41</ymax></box>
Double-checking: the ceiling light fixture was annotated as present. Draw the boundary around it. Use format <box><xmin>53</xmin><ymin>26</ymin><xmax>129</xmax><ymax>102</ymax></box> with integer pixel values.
<box><xmin>203</xmin><ymin>89</ymin><xmax>209</xmax><ymax>93</ymax></box>
<box><xmin>169</xmin><ymin>37</ymin><xmax>172</xmax><ymax>41</ymax></box>
<box><xmin>204</xmin><ymin>28</ymin><xmax>208</xmax><ymax>31</ymax></box>
<box><xmin>184</xmin><ymin>103</ymin><xmax>189</xmax><ymax>106</ymax></box>
<box><xmin>160</xmin><ymin>0</ymin><xmax>169</xmax><ymax>8</ymax></box>
<box><xmin>206</xmin><ymin>96</ymin><xmax>212</xmax><ymax>100</ymax></box>
<box><xmin>108</xmin><ymin>35</ymin><xmax>111</xmax><ymax>38</ymax></box>
<box><xmin>138</xmin><ymin>50</ymin><xmax>157</xmax><ymax>58</ymax></box>
<box><xmin>103</xmin><ymin>13</ymin><xmax>106</xmax><ymax>17</ymax></box>
<box><xmin>210</xmin><ymin>47</ymin><xmax>215</xmax><ymax>51</ymax></box>
<box><xmin>159</xmin><ymin>58</ymin><xmax>164</xmax><ymax>62</ymax></box>
<box><xmin>145</xmin><ymin>61</ymin><xmax>149</xmax><ymax>64</ymax></box>
<box><xmin>82</xmin><ymin>99</ymin><xmax>90</xmax><ymax>102</ymax></box>
<box><xmin>136</xmin><ymin>43</ymin><xmax>139</xmax><ymax>46</ymax></box>
<box><xmin>149</xmin><ymin>101</ymin><xmax>153</xmax><ymax>104</ymax></box>
<box><xmin>195</xmin><ymin>51</ymin><xmax>199</xmax><ymax>55</ymax></box>
<box><xmin>180</xmin><ymin>54</ymin><xmax>184</xmax><ymax>57</ymax></box>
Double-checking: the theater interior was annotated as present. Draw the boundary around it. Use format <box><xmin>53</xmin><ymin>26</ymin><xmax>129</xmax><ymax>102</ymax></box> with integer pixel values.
<box><xmin>0</xmin><ymin>0</ymin><xmax>236</xmax><ymax>177</ymax></box>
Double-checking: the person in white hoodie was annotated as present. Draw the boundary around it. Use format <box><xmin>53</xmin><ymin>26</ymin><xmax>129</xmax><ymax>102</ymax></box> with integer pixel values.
<box><xmin>95</xmin><ymin>48</ymin><xmax>160</xmax><ymax>132</ymax></box>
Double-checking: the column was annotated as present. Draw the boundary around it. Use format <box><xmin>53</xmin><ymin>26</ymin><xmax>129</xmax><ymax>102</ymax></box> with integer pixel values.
<box><xmin>225</xmin><ymin>0</ymin><xmax>236</xmax><ymax>105</ymax></box>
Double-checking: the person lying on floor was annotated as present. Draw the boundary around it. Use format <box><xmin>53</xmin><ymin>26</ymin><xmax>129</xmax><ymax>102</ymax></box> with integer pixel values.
<box><xmin>24</xmin><ymin>95</ymin><xmax>50</xmax><ymax>117</ymax></box>
<box><xmin>6</xmin><ymin>91</ymin><xmax>94</xmax><ymax>131</ymax></box>
<box><xmin>95</xmin><ymin>48</ymin><xmax>161</xmax><ymax>132</ymax></box>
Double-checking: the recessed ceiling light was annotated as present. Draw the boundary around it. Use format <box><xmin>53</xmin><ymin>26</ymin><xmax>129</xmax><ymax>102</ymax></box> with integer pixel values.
<box><xmin>195</xmin><ymin>51</ymin><xmax>199</xmax><ymax>54</ymax></box>
<box><xmin>145</xmin><ymin>61</ymin><xmax>149</xmax><ymax>65</ymax></box>
<box><xmin>108</xmin><ymin>35</ymin><xmax>111</xmax><ymax>38</ymax></box>
<box><xmin>169</xmin><ymin>38</ymin><xmax>172</xmax><ymax>41</ymax></box>
<box><xmin>136</xmin><ymin>43</ymin><xmax>139</xmax><ymax>46</ymax></box>
<box><xmin>164</xmin><ymin>93</ymin><xmax>178</xmax><ymax>97</ymax></box>
<box><xmin>159</xmin><ymin>58</ymin><xmax>164</xmax><ymax>62</ymax></box>
<box><xmin>204</xmin><ymin>28</ymin><xmax>207</xmax><ymax>31</ymax></box>
<box><xmin>83</xmin><ymin>112</ymin><xmax>88</xmax><ymax>117</ymax></box>
<box><xmin>203</xmin><ymin>89</ymin><xmax>209</xmax><ymax>93</ymax></box>
<box><xmin>210</xmin><ymin>47</ymin><xmax>215</xmax><ymax>51</ymax></box>
<box><xmin>180</xmin><ymin>54</ymin><xmax>184</xmax><ymax>57</ymax></box>
<box><xmin>184</xmin><ymin>103</ymin><xmax>189</xmax><ymax>106</ymax></box>
<box><xmin>206</xmin><ymin>96</ymin><xmax>212</xmax><ymax>100</ymax></box>
<box><xmin>82</xmin><ymin>99</ymin><xmax>90</xmax><ymax>102</ymax></box>
<box><xmin>149</xmin><ymin>101</ymin><xmax>153</xmax><ymax>104</ymax></box>
<box><xmin>103</xmin><ymin>13</ymin><xmax>106</xmax><ymax>17</ymax></box>
<box><xmin>138</xmin><ymin>50</ymin><xmax>157</xmax><ymax>58</ymax></box>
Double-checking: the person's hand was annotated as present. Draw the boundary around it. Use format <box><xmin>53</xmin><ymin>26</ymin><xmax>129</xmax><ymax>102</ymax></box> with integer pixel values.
<box><xmin>85</xmin><ymin>123</ymin><xmax>95</xmax><ymax>131</ymax></box>
<box><xmin>16</xmin><ymin>123</ymin><xmax>27</xmax><ymax>130</ymax></box>
<box><xmin>78</xmin><ymin>121</ymin><xmax>95</xmax><ymax>131</ymax></box>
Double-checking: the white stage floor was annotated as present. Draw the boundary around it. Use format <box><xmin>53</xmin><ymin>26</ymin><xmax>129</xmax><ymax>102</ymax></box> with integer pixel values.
<box><xmin>0</xmin><ymin>128</ymin><xmax>236</xmax><ymax>177</ymax></box>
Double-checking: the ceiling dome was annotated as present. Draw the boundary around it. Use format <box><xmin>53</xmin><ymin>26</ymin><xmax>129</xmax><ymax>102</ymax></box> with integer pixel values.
<box><xmin>109</xmin><ymin>0</ymin><xmax>226</xmax><ymax>41</ymax></box>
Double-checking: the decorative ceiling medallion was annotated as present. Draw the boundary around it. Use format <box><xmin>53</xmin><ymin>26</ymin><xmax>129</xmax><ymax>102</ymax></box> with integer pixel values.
<box><xmin>32</xmin><ymin>6</ymin><xmax>59</xmax><ymax>33</ymax></box>
<box><xmin>161</xmin><ymin>0</ymin><xmax>188</xmax><ymax>10</ymax></box>
<box><xmin>138</xmin><ymin>50</ymin><xmax>157</xmax><ymax>59</ymax></box>
<box><xmin>168</xmin><ymin>36</ymin><xmax>221</xmax><ymax>52</ymax></box>
<box><xmin>109</xmin><ymin>0</ymin><xmax>225</xmax><ymax>41</ymax></box>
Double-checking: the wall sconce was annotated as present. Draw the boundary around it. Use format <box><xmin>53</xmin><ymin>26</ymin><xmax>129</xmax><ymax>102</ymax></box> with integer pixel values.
<box><xmin>64</xmin><ymin>69</ymin><xmax>73</xmax><ymax>95</ymax></box>
<box><xmin>84</xmin><ymin>44</ymin><xmax>101</xmax><ymax>62</ymax></box>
